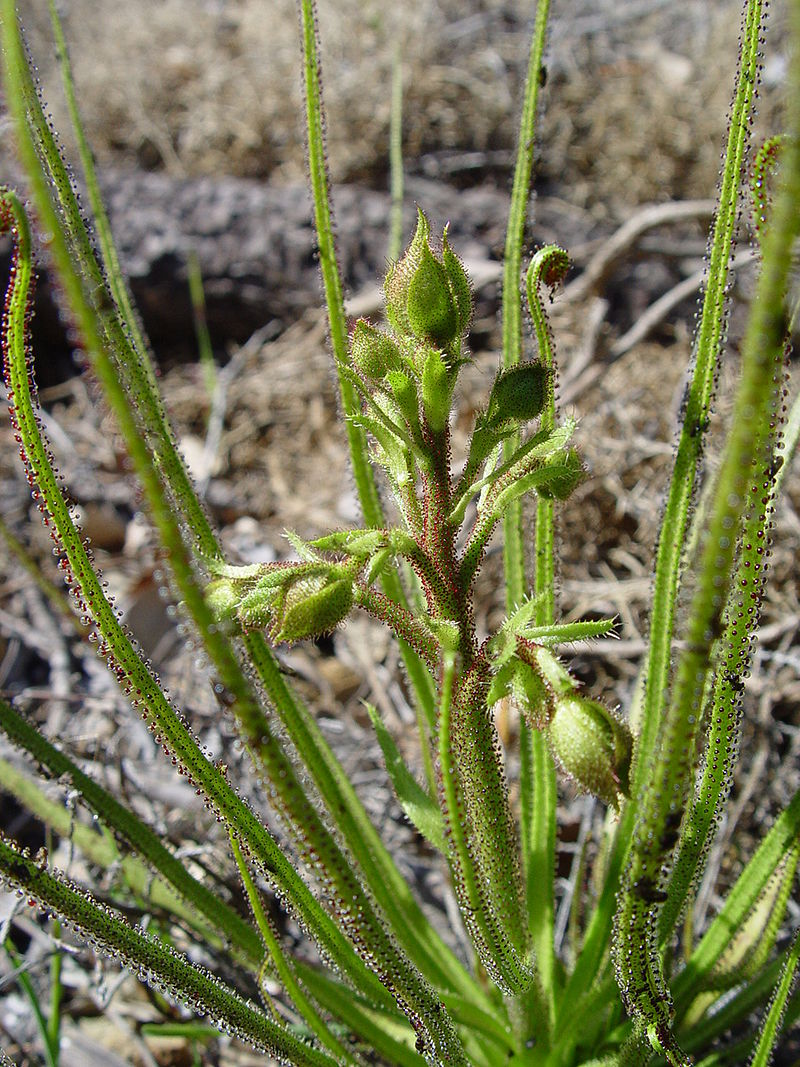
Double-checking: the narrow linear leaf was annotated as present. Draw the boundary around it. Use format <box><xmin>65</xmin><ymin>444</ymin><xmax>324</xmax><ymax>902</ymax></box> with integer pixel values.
<box><xmin>0</xmin><ymin>699</ymin><xmax>263</xmax><ymax>965</ymax></box>
<box><xmin>366</xmin><ymin>703</ymin><xmax>445</xmax><ymax>852</ymax></box>
<box><xmin>673</xmin><ymin>789</ymin><xmax>800</xmax><ymax>1010</ymax></box>
<box><xmin>0</xmin><ymin>836</ymin><xmax>339</xmax><ymax>1067</ymax></box>
<box><xmin>229</xmin><ymin>834</ymin><xmax>357</xmax><ymax>1065</ymax></box>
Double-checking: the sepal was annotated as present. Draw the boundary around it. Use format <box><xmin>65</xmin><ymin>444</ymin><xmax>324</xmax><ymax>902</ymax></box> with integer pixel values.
<box><xmin>442</xmin><ymin>226</ymin><xmax>473</xmax><ymax>337</ymax></box>
<box><xmin>350</xmin><ymin>319</ymin><xmax>403</xmax><ymax>380</ymax></box>
<box><xmin>421</xmin><ymin>347</ymin><xmax>454</xmax><ymax>432</ymax></box>
<box><xmin>384</xmin><ymin>369</ymin><xmax>422</xmax><ymax>438</ymax></box>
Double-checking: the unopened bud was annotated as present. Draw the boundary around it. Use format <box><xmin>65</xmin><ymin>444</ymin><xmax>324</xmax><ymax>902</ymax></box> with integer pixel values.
<box><xmin>547</xmin><ymin>695</ymin><xmax>632</xmax><ymax>809</ymax></box>
<box><xmin>536</xmin><ymin>449</ymin><xmax>584</xmax><ymax>501</ymax></box>
<box><xmin>205</xmin><ymin>578</ymin><xmax>240</xmax><ymax>621</ymax></box>
<box><xmin>407</xmin><ymin>242</ymin><xmax>459</xmax><ymax>347</ymax></box>
<box><xmin>486</xmin><ymin>364</ymin><xmax>547</xmax><ymax>426</ymax></box>
<box><xmin>274</xmin><ymin>577</ymin><xmax>353</xmax><ymax>643</ymax></box>
<box><xmin>350</xmin><ymin>319</ymin><xmax>402</xmax><ymax>380</ymax></box>
<box><xmin>384</xmin><ymin>209</ymin><xmax>473</xmax><ymax>350</ymax></box>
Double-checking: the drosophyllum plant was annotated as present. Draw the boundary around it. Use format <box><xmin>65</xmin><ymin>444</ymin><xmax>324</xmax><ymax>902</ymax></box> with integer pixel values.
<box><xmin>1</xmin><ymin>0</ymin><xmax>799</xmax><ymax>1064</ymax></box>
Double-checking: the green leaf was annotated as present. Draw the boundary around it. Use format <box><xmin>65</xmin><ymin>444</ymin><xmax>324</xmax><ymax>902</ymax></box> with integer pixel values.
<box><xmin>366</xmin><ymin>704</ymin><xmax>445</xmax><ymax>852</ymax></box>
<box><xmin>518</xmin><ymin>618</ymin><xmax>617</xmax><ymax>646</ymax></box>
<box><xmin>673</xmin><ymin>789</ymin><xmax>800</xmax><ymax>1010</ymax></box>
<box><xmin>749</xmin><ymin>933</ymin><xmax>800</xmax><ymax>1067</ymax></box>
<box><xmin>0</xmin><ymin>834</ymin><xmax>339</xmax><ymax>1067</ymax></box>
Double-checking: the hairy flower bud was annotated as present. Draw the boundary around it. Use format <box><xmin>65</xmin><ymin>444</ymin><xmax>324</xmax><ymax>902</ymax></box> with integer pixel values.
<box><xmin>350</xmin><ymin>319</ymin><xmax>402</xmax><ymax>380</ymax></box>
<box><xmin>274</xmin><ymin>577</ymin><xmax>353</xmax><ymax>643</ymax></box>
<box><xmin>384</xmin><ymin>209</ymin><xmax>473</xmax><ymax>351</ymax></box>
<box><xmin>205</xmin><ymin>578</ymin><xmax>240</xmax><ymax>621</ymax></box>
<box><xmin>546</xmin><ymin>695</ymin><xmax>632</xmax><ymax>809</ymax></box>
<box><xmin>486</xmin><ymin>364</ymin><xmax>547</xmax><ymax>426</ymax></box>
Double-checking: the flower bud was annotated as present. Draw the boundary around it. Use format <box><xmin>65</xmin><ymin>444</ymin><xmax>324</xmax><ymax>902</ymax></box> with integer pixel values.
<box><xmin>425</xmin><ymin>617</ymin><xmax>461</xmax><ymax>653</ymax></box>
<box><xmin>486</xmin><ymin>364</ymin><xmax>547</xmax><ymax>426</ymax></box>
<box><xmin>488</xmin><ymin>658</ymin><xmax>553</xmax><ymax>728</ymax></box>
<box><xmin>546</xmin><ymin>695</ymin><xmax>632</xmax><ymax>809</ymax></box>
<box><xmin>273</xmin><ymin>577</ymin><xmax>353</xmax><ymax>643</ymax></box>
<box><xmin>512</xmin><ymin>664</ymin><xmax>553</xmax><ymax>729</ymax></box>
<box><xmin>205</xmin><ymin>578</ymin><xmax>240</xmax><ymax>621</ymax></box>
<box><xmin>536</xmin><ymin>448</ymin><xmax>584</xmax><ymax>501</ymax></box>
<box><xmin>350</xmin><ymin>319</ymin><xmax>402</xmax><ymax>380</ymax></box>
<box><xmin>407</xmin><ymin>242</ymin><xmax>459</xmax><ymax>347</ymax></box>
<box><xmin>384</xmin><ymin>209</ymin><xmax>473</xmax><ymax>350</ymax></box>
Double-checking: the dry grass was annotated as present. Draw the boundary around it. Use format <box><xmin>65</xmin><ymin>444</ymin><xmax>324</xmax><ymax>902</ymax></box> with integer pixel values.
<box><xmin>21</xmin><ymin>0</ymin><xmax>785</xmax><ymax>212</ymax></box>
<box><xmin>1</xmin><ymin>2</ymin><xmax>798</xmax><ymax>1063</ymax></box>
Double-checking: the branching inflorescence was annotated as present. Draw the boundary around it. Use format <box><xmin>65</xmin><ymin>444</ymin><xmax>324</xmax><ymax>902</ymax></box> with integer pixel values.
<box><xmin>1</xmin><ymin>0</ymin><xmax>800</xmax><ymax>1065</ymax></box>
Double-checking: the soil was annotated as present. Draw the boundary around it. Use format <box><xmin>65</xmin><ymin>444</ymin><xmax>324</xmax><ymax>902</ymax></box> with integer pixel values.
<box><xmin>1</xmin><ymin>2</ymin><xmax>799</xmax><ymax>1065</ymax></box>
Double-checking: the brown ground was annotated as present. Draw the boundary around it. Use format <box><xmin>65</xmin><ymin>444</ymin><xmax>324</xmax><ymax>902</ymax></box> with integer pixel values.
<box><xmin>1</xmin><ymin>2</ymin><xmax>799</xmax><ymax>1065</ymax></box>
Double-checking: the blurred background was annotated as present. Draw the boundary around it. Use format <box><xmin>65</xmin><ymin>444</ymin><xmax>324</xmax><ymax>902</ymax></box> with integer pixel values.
<box><xmin>21</xmin><ymin>0</ymin><xmax>786</xmax><ymax>205</ymax></box>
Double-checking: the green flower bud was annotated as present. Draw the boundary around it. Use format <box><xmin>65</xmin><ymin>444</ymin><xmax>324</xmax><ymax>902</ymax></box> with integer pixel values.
<box><xmin>407</xmin><ymin>242</ymin><xmax>459</xmax><ymax>347</ymax></box>
<box><xmin>546</xmin><ymin>695</ymin><xmax>633</xmax><ymax>809</ymax></box>
<box><xmin>384</xmin><ymin>208</ymin><xmax>473</xmax><ymax>350</ymax></box>
<box><xmin>311</xmin><ymin>529</ymin><xmax>389</xmax><ymax>558</ymax></box>
<box><xmin>205</xmin><ymin>578</ymin><xmax>240</xmax><ymax>621</ymax></box>
<box><xmin>486</xmin><ymin>364</ymin><xmax>547</xmax><ymax>426</ymax></box>
<box><xmin>425</xmin><ymin>617</ymin><xmax>461</xmax><ymax>653</ymax></box>
<box><xmin>384</xmin><ymin>370</ymin><xmax>421</xmax><ymax>436</ymax></box>
<box><xmin>511</xmin><ymin>664</ymin><xmax>553</xmax><ymax>729</ymax></box>
<box><xmin>237</xmin><ymin>582</ymin><xmax>283</xmax><ymax>631</ymax></box>
<box><xmin>274</xmin><ymin>577</ymin><xmax>354</xmax><ymax>643</ymax></box>
<box><xmin>487</xmin><ymin>658</ymin><xmax>553</xmax><ymax>728</ymax></box>
<box><xmin>350</xmin><ymin>319</ymin><xmax>402</xmax><ymax>379</ymax></box>
<box><xmin>536</xmin><ymin>448</ymin><xmax>584</xmax><ymax>501</ymax></box>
